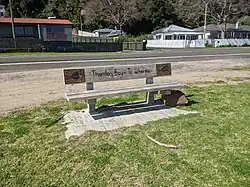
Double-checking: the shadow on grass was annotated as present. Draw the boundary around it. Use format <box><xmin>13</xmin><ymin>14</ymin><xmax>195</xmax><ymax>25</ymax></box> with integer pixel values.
<box><xmin>92</xmin><ymin>97</ymin><xmax>199</xmax><ymax>120</ymax></box>
<box><xmin>186</xmin><ymin>100</ymin><xmax>199</xmax><ymax>106</ymax></box>
<box><xmin>185</xmin><ymin>94</ymin><xmax>199</xmax><ymax>106</ymax></box>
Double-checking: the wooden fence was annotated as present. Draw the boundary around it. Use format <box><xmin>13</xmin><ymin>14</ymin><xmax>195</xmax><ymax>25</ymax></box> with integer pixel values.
<box><xmin>0</xmin><ymin>38</ymin><xmax>146</xmax><ymax>52</ymax></box>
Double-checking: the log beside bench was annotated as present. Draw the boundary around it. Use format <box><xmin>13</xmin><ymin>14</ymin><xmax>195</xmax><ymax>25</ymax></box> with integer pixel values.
<box><xmin>63</xmin><ymin>63</ymin><xmax>187</xmax><ymax>113</ymax></box>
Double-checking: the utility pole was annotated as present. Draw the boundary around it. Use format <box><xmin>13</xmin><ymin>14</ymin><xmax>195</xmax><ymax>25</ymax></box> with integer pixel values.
<box><xmin>9</xmin><ymin>0</ymin><xmax>16</xmax><ymax>48</ymax></box>
<box><xmin>80</xmin><ymin>10</ymin><xmax>85</xmax><ymax>32</ymax></box>
<box><xmin>203</xmin><ymin>2</ymin><xmax>208</xmax><ymax>47</ymax></box>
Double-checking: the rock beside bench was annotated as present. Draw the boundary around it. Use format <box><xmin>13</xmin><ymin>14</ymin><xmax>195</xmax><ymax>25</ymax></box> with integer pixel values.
<box><xmin>163</xmin><ymin>90</ymin><xmax>188</xmax><ymax>107</ymax></box>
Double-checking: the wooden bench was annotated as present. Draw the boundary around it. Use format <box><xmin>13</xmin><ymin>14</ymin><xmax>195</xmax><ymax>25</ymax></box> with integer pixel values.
<box><xmin>63</xmin><ymin>63</ymin><xmax>187</xmax><ymax>113</ymax></box>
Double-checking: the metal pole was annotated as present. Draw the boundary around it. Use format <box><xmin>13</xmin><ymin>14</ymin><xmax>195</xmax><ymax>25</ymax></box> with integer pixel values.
<box><xmin>204</xmin><ymin>2</ymin><xmax>208</xmax><ymax>47</ymax></box>
<box><xmin>80</xmin><ymin>15</ymin><xmax>83</xmax><ymax>32</ymax></box>
<box><xmin>9</xmin><ymin>0</ymin><xmax>16</xmax><ymax>48</ymax></box>
<box><xmin>38</xmin><ymin>24</ymin><xmax>41</xmax><ymax>39</ymax></box>
<box><xmin>80</xmin><ymin>10</ymin><xmax>85</xmax><ymax>33</ymax></box>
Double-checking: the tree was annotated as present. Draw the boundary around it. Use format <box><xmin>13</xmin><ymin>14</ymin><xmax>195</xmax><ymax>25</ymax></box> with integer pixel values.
<box><xmin>176</xmin><ymin>0</ymin><xmax>250</xmax><ymax>33</ymax></box>
<box><xmin>39</xmin><ymin>0</ymin><xmax>86</xmax><ymax>29</ymax></box>
<box><xmin>83</xmin><ymin>0</ymin><xmax>141</xmax><ymax>32</ymax></box>
<box><xmin>240</xmin><ymin>16</ymin><xmax>250</xmax><ymax>25</ymax></box>
<box><xmin>0</xmin><ymin>0</ymin><xmax>48</xmax><ymax>17</ymax></box>
<box><xmin>144</xmin><ymin>0</ymin><xmax>179</xmax><ymax>29</ymax></box>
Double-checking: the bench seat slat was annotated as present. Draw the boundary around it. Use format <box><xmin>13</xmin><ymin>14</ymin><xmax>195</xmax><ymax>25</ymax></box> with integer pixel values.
<box><xmin>66</xmin><ymin>82</ymin><xmax>187</xmax><ymax>101</ymax></box>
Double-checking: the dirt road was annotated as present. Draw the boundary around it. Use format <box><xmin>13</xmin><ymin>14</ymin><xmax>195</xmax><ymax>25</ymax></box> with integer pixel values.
<box><xmin>0</xmin><ymin>59</ymin><xmax>249</xmax><ymax>114</ymax></box>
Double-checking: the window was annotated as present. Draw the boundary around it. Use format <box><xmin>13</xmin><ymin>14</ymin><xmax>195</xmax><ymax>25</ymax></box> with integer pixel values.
<box><xmin>47</xmin><ymin>25</ymin><xmax>65</xmax><ymax>33</ymax></box>
<box><xmin>24</xmin><ymin>26</ymin><xmax>34</xmax><ymax>35</ymax></box>
<box><xmin>46</xmin><ymin>25</ymin><xmax>67</xmax><ymax>40</ymax></box>
<box><xmin>191</xmin><ymin>35</ymin><xmax>198</xmax><ymax>40</ymax></box>
<box><xmin>53</xmin><ymin>26</ymin><xmax>64</xmax><ymax>33</ymax></box>
<box><xmin>164</xmin><ymin>35</ymin><xmax>172</xmax><ymax>40</ymax></box>
<box><xmin>47</xmin><ymin>25</ymin><xmax>52</xmax><ymax>32</ymax></box>
<box><xmin>179</xmin><ymin>35</ymin><xmax>185</xmax><ymax>40</ymax></box>
<box><xmin>15</xmin><ymin>26</ymin><xmax>35</xmax><ymax>36</ymax></box>
<box><xmin>155</xmin><ymin>34</ymin><xmax>162</xmax><ymax>40</ymax></box>
<box><xmin>15</xmin><ymin>26</ymin><xmax>25</xmax><ymax>35</ymax></box>
<box><xmin>242</xmin><ymin>34</ymin><xmax>247</xmax><ymax>39</ymax></box>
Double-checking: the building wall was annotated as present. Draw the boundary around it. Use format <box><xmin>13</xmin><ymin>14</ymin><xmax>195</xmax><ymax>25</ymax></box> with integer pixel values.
<box><xmin>207</xmin><ymin>30</ymin><xmax>250</xmax><ymax>39</ymax></box>
<box><xmin>0</xmin><ymin>24</ymin><xmax>39</xmax><ymax>38</ymax></box>
<box><xmin>15</xmin><ymin>25</ymin><xmax>39</xmax><ymax>38</ymax></box>
<box><xmin>0</xmin><ymin>24</ymin><xmax>12</xmax><ymax>38</ymax></box>
<box><xmin>0</xmin><ymin>23</ymin><xmax>72</xmax><ymax>41</ymax></box>
<box><xmin>153</xmin><ymin>32</ymin><xmax>206</xmax><ymax>40</ymax></box>
<box><xmin>42</xmin><ymin>25</ymin><xmax>72</xmax><ymax>41</ymax></box>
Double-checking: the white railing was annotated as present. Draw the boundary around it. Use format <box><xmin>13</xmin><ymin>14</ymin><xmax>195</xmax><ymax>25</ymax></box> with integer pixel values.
<box><xmin>147</xmin><ymin>40</ymin><xmax>186</xmax><ymax>48</ymax></box>
<box><xmin>213</xmin><ymin>39</ymin><xmax>250</xmax><ymax>47</ymax></box>
<box><xmin>147</xmin><ymin>39</ymin><xmax>250</xmax><ymax>48</ymax></box>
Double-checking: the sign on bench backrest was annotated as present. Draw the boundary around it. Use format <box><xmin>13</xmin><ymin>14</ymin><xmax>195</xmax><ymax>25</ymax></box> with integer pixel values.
<box><xmin>64</xmin><ymin>63</ymin><xmax>171</xmax><ymax>84</ymax></box>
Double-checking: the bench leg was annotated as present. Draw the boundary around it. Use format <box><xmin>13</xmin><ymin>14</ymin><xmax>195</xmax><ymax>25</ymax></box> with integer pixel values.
<box><xmin>87</xmin><ymin>99</ymin><xmax>96</xmax><ymax>114</ymax></box>
<box><xmin>86</xmin><ymin>82</ymin><xmax>96</xmax><ymax>113</ymax></box>
<box><xmin>147</xmin><ymin>92</ymin><xmax>155</xmax><ymax>105</ymax></box>
<box><xmin>146</xmin><ymin>77</ymin><xmax>155</xmax><ymax>105</ymax></box>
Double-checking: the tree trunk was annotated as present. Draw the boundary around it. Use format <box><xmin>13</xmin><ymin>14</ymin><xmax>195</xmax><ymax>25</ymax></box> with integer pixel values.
<box><xmin>220</xmin><ymin>23</ymin><xmax>227</xmax><ymax>39</ymax></box>
<box><xmin>224</xmin><ymin>22</ymin><xmax>227</xmax><ymax>39</ymax></box>
<box><xmin>119</xmin><ymin>24</ymin><xmax>122</xmax><ymax>36</ymax></box>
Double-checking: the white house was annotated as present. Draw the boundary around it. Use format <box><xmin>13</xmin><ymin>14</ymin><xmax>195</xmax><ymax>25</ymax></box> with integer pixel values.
<box><xmin>194</xmin><ymin>23</ymin><xmax>250</xmax><ymax>39</ymax></box>
<box><xmin>152</xmin><ymin>24</ymin><xmax>207</xmax><ymax>41</ymax></box>
<box><xmin>147</xmin><ymin>24</ymin><xmax>209</xmax><ymax>48</ymax></box>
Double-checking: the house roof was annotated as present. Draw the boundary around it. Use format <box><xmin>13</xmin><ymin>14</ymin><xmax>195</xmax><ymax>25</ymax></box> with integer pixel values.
<box><xmin>152</xmin><ymin>25</ymin><xmax>193</xmax><ymax>34</ymax></box>
<box><xmin>194</xmin><ymin>23</ymin><xmax>250</xmax><ymax>32</ymax></box>
<box><xmin>0</xmin><ymin>18</ymin><xmax>72</xmax><ymax>25</ymax></box>
<box><xmin>93</xmin><ymin>28</ymin><xmax>116</xmax><ymax>33</ymax></box>
<box><xmin>76</xmin><ymin>30</ymin><xmax>98</xmax><ymax>37</ymax></box>
<box><xmin>107</xmin><ymin>30</ymin><xmax>123</xmax><ymax>37</ymax></box>
<box><xmin>93</xmin><ymin>28</ymin><xmax>125</xmax><ymax>37</ymax></box>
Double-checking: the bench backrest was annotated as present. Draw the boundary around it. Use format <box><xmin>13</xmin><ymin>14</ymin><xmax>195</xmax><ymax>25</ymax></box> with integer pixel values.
<box><xmin>63</xmin><ymin>63</ymin><xmax>171</xmax><ymax>85</ymax></box>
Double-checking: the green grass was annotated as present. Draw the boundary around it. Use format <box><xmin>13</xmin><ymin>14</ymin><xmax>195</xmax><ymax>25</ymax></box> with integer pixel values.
<box><xmin>192</xmin><ymin>80</ymin><xmax>227</xmax><ymax>85</ymax></box>
<box><xmin>1</xmin><ymin>84</ymin><xmax>250</xmax><ymax>186</ymax></box>
<box><xmin>225</xmin><ymin>66</ymin><xmax>250</xmax><ymax>71</ymax></box>
<box><xmin>229</xmin><ymin>77</ymin><xmax>250</xmax><ymax>82</ymax></box>
<box><xmin>0</xmin><ymin>51</ymin><xmax>120</xmax><ymax>57</ymax></box>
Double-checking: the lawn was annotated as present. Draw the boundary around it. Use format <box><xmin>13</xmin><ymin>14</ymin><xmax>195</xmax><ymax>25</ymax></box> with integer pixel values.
<box><xmin>226</xmin><ymin>66</ymin><xmax>250</xmax><ymax>71</ymax></box>
<box><xmin>0</xmin><ymin>52</ymin><xmax>120</xmax><ymax>57</ymax></box>
<box><xmin>0</xmin><ymin>83</ymin><xmax>250</xmax><ymax>186</ymax></box>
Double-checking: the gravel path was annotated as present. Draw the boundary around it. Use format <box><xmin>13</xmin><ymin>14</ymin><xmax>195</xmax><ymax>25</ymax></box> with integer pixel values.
<box><xmin>0</xmin><ymin>59</ymin><xmax>249</xmax><ymax>114</ymax></box>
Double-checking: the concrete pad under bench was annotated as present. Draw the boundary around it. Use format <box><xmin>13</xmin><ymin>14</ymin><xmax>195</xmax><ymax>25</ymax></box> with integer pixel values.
<box><xmin>63</xmin><ymin>101</ymin><xmax>198</xmax><ymax>139</ymax></box>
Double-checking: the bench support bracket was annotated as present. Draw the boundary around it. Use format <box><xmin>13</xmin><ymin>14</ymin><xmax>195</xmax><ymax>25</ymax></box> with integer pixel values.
<box><xmin>87</xmin><ymin>99</ymin><xmax>97</xmax><ymax>113</ymax></box>
<box><xmin>146</xmin><ymin>77</ymin><xmax>155</xmax><ymax>105</ymax></box>
<box><xmin>86</xmin><ymin>82</ymin><xmax>96</xmax><ymax>113</ymax></box>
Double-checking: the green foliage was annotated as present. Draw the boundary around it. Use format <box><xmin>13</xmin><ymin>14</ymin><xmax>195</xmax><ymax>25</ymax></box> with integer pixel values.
<box><xmin>116</xmin><ymin>34</ymin><xmax>153</xmax><ymax>42</ymax></box>
<box><xmin>218</xmin><ymin>43</ymin><xmax>250</xmax><ymax>48</ymax></box>
<box><xmin>1</xmin><ymin>0</ymin><xmax>47</xmax><ymax>17</ymax></box>
<box><xmin>144</xmin><ymin>0</ymin><xmax>178</xmax><ymax>29</ymax></box>
<box><xmin>242</xmin><ymin>43</ymin><xmax>250</xmax><ymax>47</ymax></box>
<box><xmin>205</xmin><ymin>43</ymin><xmax>214</xmax><ymax>48</ymax></box>
<box><xmin>240</xmin><ymin>16</ymin><xmax>250</xmax><ymax>25</ymax></box>
<box><xmin>0</xmin><ymin>0</ymin><xmax>249</xmax><ymax>35</ymax></box>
